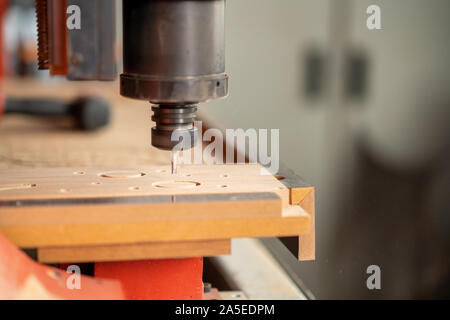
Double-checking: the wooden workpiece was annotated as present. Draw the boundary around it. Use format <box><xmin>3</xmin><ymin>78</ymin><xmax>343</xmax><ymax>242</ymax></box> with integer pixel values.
<box><xmin>0</xmin><ymin>79</ymin><xmax>315</xmax><ymax>263</ymax></box>
<box><xmin>0</xmin><ymin>164</ymin><xmax>289</xmax><ymax>204</ymax></box>
<box><xmin>0</xmin><ymin>164</ymin><xmax>311</xmax><ymax>260</ymax></box>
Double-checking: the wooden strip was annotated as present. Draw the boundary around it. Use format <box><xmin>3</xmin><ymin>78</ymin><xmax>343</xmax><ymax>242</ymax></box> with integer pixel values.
<box><xmin>38</xmin><ymin>240</ymin><xmax>231</xmax><ymax>264</ymax></box>
<box><xmin>0</xmin><ymin>192</ymin><xmax>287</xmax><ymax>248</ymax></box>
<box><xmin>0</xmin><ymin>207</ymin><xmax>310</xmax><ymax>248</ymax></box>
<box><xmin>276</xmin><ymin>166</ymin><xmax>315</xmax><ymax>261</ymax></box>
<box><xmin>297</xmin><ymin>189</ymin><xmax>315</xmax><ymax>261</ymax></box>
<box><xmin>0</xmin><ymin>193</ymin><xmax>282</xmax><ymax>226</ymax></box>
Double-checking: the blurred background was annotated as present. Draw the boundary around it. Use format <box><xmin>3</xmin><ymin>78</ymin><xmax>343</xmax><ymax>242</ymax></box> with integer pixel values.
<box><xmin>1</xmin><ymin>0</ymin><xmax>449</xmax><ymax>299</ymax></box>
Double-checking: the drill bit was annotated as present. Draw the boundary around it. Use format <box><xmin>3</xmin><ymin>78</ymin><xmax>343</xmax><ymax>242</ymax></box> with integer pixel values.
<box><xmin>171</xmin><ymin>150</ymin><xmax>178</xmax><ymax>174</ymax></box>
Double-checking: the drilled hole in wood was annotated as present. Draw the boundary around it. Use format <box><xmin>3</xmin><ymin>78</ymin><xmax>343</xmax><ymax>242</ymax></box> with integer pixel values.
<box><xmin>129</xmin><ymin>186</ymin><xmax>141</xmax><ymax>191</ymax></box>
<box><xmin>219</xmin><ymin>185</ymin><xmax>229</xmax><ymax>188</ymax></box>
<box><xmin>91</xmin><ymin>182</ymin><xmax>102</xmax><ymax>185</ymax></box>
<box><xmin>220</xmin><ymin>174</ymin><xmax>229</xmax><ymax>178</ymax></box>
<box><xmin>152</xmin><ymin>181</ymin><xmax>201</xmax><ymax>189</ymax></box>
<box><xmin>0</xmin><ymin>184</ymin><xmax>37</xmax><ymax>192</ymax></box>
<box><xmin>74</xmin><ymin>171</ymin><xmax>85</xmax><ymax>175</ymax></box>
<box><xmin>99</xmin><ymin>171</ymin><xmax>146</xmax><ymax>179</ymax></box>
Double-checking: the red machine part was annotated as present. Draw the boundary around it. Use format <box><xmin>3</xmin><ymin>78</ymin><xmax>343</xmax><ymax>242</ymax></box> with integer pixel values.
<box><xmin>0</xmin><ymin>232</ymin><xmax>125</xmax><ymax>300</ymax></box>
<box><xmin>95</xmin><ymin>258</ymin><xmax>204</xmax><ymax>300</ymax></box>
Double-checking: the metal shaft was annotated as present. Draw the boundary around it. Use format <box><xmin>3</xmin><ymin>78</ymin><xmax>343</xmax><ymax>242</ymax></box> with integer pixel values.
<box><xmin>120</xmin><ymin>0</ymin><xmax>228</xmax><ymax>153</ymax></box>
<box><xmin>171</xmin><ymin>150</ymin><xmax>178</xmax><ymax>175</ymax></box>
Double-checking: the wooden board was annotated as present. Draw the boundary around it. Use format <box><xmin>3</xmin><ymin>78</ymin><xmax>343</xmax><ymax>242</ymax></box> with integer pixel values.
<box><xmin>38</xmin><ymin>240</ymin><xmax>231</xmax><ymax>264</ymax></box>
<box><xmin>0</xmin><ymin>164</ymin><xmax>289</xmax><ymax>206</ymax></box>
<box><xmin>0</xmin><ymin>164</ymin><xmax>310</xmax><ymax>250</ymax></box>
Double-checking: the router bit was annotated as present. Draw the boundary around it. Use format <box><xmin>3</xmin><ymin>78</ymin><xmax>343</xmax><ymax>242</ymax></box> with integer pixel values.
<box><xmin>171</xmin><ymin>151</ymin><xmax>178</xmax><ymax>175</ymax></box>
<box><xmin>120</xmin><ymin>0</ymin><xmax>229</xmax><ymax>173</ymax></box>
